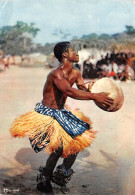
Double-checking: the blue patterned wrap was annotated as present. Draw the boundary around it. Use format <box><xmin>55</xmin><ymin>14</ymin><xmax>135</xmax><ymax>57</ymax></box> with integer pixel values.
<box><xmin>34</xmin><ymin>102</ymin><xmax>90</xmax><ymax>136</ymax></box>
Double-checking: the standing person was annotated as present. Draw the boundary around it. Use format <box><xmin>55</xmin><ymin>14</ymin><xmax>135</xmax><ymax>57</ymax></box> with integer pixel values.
<box><xmin>2</xmin><ymin>55</ymin><xmax>9</xmax><ymax>70</ymax></box>
<box><xmin>10</xmin><ymin>42</ymin><xmax>113</xmax><ymax>194</ymax></box>
<box><xmin>83</xmin><ymin>56</ymin><xmax>95</xmax><ymax>78</ymax></box>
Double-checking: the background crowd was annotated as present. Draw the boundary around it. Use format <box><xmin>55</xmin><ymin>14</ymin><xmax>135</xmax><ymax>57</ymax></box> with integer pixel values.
<box><xmin>1</xmin><ymin>50</ymin><xmax>135</xmax><ymax>82</ymax></box>
<box><xmin>79</xmin><ymin>52</ymin><xmax>135</xmax><ymax>81</ymax></box>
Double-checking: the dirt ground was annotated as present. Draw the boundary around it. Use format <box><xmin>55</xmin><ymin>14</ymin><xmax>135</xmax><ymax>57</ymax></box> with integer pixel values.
<box><xmin>0</xmin><ymin>65</ymin><xmax>135</xmax><ymax>195</ymax></box>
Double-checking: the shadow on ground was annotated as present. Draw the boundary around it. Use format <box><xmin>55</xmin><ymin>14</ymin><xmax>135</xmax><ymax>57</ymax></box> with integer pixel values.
<box><xmin>0</xmin><ymin>148</ymin><xmax>123</xmax><ymax>195</ymax></box>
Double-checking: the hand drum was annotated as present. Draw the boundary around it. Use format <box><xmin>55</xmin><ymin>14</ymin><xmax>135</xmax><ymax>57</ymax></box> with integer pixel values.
<box><xmin>91</xmin><ymin>78</ymin><xmax>124</xmax><ymax>112</ymax></box>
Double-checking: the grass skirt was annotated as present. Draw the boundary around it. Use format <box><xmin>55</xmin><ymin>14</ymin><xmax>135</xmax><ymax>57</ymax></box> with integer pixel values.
<box><xmin>10</xmin><ymin>107</ymin><xmax>96</xmax><ymax>158</ymax></box>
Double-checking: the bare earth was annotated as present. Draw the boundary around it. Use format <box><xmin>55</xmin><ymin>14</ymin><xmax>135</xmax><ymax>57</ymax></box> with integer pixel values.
<box><xmin>0</xmin><ymin>65</ymin><xmax>135</xmax><ymax>195</ymax></box>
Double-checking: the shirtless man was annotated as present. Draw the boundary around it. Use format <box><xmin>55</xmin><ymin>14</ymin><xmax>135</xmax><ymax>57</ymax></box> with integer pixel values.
<box><xmin>43</xmin><ymin>43</ymin><xmax>112</xmax><ymax>108</ymax></box>
<box><xmin>36</xmin><ymin>42</ymin><xmax>113</xmax><ymax>193</ymax></box>
<box><xmin>10</xmin><ymin>42</ymin><xmax>113</xmax><ymax>194</ymax></box>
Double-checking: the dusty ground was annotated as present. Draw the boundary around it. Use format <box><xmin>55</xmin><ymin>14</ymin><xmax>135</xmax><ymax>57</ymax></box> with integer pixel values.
<box><xmin>0</xmin><ymin>65</ymin><xmax>135</xmax><ymax>195</ymax></box>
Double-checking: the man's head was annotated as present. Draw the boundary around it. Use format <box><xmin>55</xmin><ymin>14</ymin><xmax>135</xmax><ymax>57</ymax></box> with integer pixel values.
<box><xmin>54</xmin><ymin>42</ymin><xmax>71</xmax><ymax>62</ymax></box>
<box><xmin>54</xmin><ymin>42</ymin><xmax>79</xmax><ymax>63</ymax></box>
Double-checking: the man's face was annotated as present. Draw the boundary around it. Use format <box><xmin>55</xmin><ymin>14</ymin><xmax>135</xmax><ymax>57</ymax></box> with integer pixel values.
<box><xmin>66</xmin><ymin>47</ymin><xmax>79</xmax><ymax>62</ymax></box>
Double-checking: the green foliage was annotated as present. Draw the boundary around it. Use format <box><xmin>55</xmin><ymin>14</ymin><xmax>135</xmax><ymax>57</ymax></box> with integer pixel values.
<box><xmin>52</xmin><ymin>29</ymin><xmax>71</xmax><ymax>40</ymax></box>
<box><xmin>0</xmin><ymin>21</ymin><xmax>40</xmax><ymax>55</ymax></box>
<box><xmin>125</xmin><ymin>25</ymin><xmax>135</xmax><ymax>34</ymax></box>
<box><xmin>1</xmin><ymin>22</ymin><xmax>135</xmax><ymax>55</ymax></box>
<box><xmin>99</xmin><ymin>33</ymin><xmax>111</xmax><ymax>40</ymax></box>
<box><xmin>0</xmin><ymin>21</ymin><xmax>40</xmax><ymax>38</ymax></box>
<box><xmin>15</xmin><ymin>21</ymin><xmax>40</xmax><ymax>37</ymax></box>
<box><xmin>81</xmin><ymin>33</ymin><xmax>98</xmax><ymax>40</ymax></box>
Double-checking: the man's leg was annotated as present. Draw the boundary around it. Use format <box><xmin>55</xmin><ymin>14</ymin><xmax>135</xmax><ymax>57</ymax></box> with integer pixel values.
<box><xmin>37</xmin><ymin>146</ymin><xmax>63</xmax><ymax>192</ymax></box>
<box><xmin>53</xmin><ymin>153</ymin><xmax>78</xmax><ymax>193</ymax></box>
<box><xmin>63</xmin><ymin>153</ymin><xmax>78</xmax><ymax>170</ymax></box>
<box><xmin>44</xmin><ymin>146</ymin><xmax>63</xmax><ymax>179</ymax></box>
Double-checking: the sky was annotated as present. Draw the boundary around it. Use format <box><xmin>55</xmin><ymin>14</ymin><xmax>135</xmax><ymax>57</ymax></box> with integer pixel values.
<box><xmin>0</xmin><ymin>0</ymin><xmax>135</xmax><ymax>45</ymax></box>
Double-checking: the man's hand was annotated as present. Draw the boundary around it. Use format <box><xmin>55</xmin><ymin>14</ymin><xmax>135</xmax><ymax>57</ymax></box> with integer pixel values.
<box><xmin>88</xmin><ymin>81</ymin><xmax>96</xmax><ymax>92</ymax></box>
<box><xmin>93</xmin><ymin>92</ymin><xmax>113</xmax><ymax>107</ymax></box>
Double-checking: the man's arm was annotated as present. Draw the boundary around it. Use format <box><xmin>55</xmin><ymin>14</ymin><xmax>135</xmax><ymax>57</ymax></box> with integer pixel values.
<box><xmin>53</xmin><ymin>71</ymin><xmax>94</xmax><ymax>100</ymax></box>
<box><xmin>73</xmin><ymin>69</ymin><xmax>88</xmax><ymax>91</ymax></box>
<box><xmin>53</xmin><ymin>71</ymin><xmax>113</xmax><ymax>106</ymax></box>
<box><xmin>75</xmin><ymin>69</ymin><xmax>95</xmax><ymax>92</ymax></box>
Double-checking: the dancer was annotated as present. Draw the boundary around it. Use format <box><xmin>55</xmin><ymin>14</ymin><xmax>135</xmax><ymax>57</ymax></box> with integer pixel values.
<box><xmin>10</xmin><ymin>42</ymin><xmax>113</xmax><ymax>194</ymax></box>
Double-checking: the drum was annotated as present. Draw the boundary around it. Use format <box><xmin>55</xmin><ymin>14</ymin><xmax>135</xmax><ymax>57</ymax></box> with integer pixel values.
<box><xmin>91</xmin><ymin>78</ymin><xmax>124</xmax><ymax>112</ymax></box>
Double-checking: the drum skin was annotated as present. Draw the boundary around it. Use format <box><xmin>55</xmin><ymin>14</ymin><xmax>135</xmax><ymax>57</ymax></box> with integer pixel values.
<box><xmin>91</xmin><ymin>78</ymin><xmax>124</xmax><ymax>112</ymax></box>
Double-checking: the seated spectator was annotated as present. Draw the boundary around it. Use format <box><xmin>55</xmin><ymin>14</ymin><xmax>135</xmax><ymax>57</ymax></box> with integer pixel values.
<box><xmin>96</xmin><ymin>63</ymin><xmax>108</xmax><ymax>78</ymax></box>
<box><xmin>108</xmin><ymin>59</ymin><xmax>118</xmax><ymax>79</ymax></box>
<box><xmin>117</xmin><ymin>63</ymin><xmax>126</xmax><ymax>81</ymax></box>
<box><xmin>125</xmin><ymin>64</ymin><xmax>135</xmax><ymax>81</ymax></box>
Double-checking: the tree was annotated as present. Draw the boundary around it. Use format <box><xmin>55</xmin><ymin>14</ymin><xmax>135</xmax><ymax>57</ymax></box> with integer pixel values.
<box><xmin>99</xmin><ymin>33</ymin><xmax>111</xmax><ymax>40</ymax></box>
<box><xmin>125</xmin><ymin>25</ymin><xmax>135</xmax><ymax>34</ymax></box>
<box><xmin>15</xmin><ymin>21</ymin><xmax>40</xmax><ymax>38</ymax></box>
<box><xmin>0</xmin><ymin>21</ymin><xmax>40</xmax><ymax>55</ymax></box>
<box><xmin>81</xmin><ymin>33</ymin><xmax>98</xmax><ymax>40</ymax></box>
<box><xmin>52</xmin><ymin>29</ymin><xmax>71</xmax><ymax>40</ymax></box>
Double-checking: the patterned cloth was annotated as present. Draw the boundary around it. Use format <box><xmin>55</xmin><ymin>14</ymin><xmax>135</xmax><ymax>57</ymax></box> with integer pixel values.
<box><xmin>10</xmin><ymin>102</ymin><xmax>95</xmax><ymax>157</ymax></box>
<box><xmin>34</xmin><ymin>102</ymin><xmax>90</xmax><ymax>137</ymax></box>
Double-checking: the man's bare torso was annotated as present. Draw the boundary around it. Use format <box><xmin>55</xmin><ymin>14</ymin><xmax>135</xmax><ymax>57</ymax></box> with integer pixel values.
<box><xmin>43</xmin><ymin>66</ymin><xmax>80</xmax><ymax>109</ymax></box>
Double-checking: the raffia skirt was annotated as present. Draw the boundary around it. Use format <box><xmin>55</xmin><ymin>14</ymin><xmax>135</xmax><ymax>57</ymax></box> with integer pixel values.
<box><xmin>10</xmin><ymin>107</ymin><xmax>96</xmax><ymax>158</ymax></box>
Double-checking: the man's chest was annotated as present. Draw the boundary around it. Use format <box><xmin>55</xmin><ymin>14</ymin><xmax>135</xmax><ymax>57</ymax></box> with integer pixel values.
<box><xmin>63</xmin><ymin>71</ymin><xmax>77</xmax><ymax>86</ymax></box>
